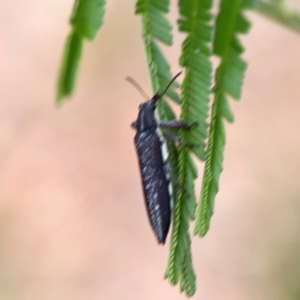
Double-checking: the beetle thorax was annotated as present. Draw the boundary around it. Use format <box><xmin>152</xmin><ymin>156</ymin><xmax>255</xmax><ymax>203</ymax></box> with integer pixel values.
<box><xmin>135</xmin><ymin>100</ymin><xmax>158</xmax><ymax>132</ymax></box>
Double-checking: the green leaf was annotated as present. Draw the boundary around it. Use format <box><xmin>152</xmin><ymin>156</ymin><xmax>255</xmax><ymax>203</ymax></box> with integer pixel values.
<box><xmin>134</xmin><ymin>8</ymin><xmax>185</xmax><ymax>292</ymax></box>
<box><xmin>165</xmin><ymin>148</ymin><xmax>197</xmax><ymax>297</ymax></box>
<box><xmin>195</xmin><ymin>92</ymin><xmax>225</xmax><ymax>236</ymax></box>
<box><xmin>135</xmin><ymin>0</ymin><xmax>179</xmax><ymax>103</ymax></box>
<box><xmin>71</xmin><ymin>0</ymin><xmax>106</xmax><ymax>40</ymax></box>
<box><xmin>178</xmin><ymin>0</ymin><xmax>213</xmax><ymax>161</ymax></box>
<box><xmin>56</xmin><ymin>0</ymin><xmax>106</xmax><ymax>104</ymax></box>
<box><xmin>57</xmin><ymin>31</ymin><xmax>83</xmax><ymax>104</ymax></box>
<box><xmin>195</xmin><ymin>0</ymin><xmax>254</xmax><ymax>236</ymax></box>
<box><xmin>180</xmin><ymin>246</ymin><xmax>196</xmax><ymax>297</ymax></box>
<box><xmin>134</xmin><ymin>3</ymin><xmax>198</xmax><ymax>293</ymax></box>
<box><xmin>164</xmin><ymin>0</ymin><xmax>214</xmax><ymax>295</ymax></box>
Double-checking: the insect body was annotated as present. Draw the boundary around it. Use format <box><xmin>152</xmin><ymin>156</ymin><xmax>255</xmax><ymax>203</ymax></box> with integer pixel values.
<box><xmin>132</xmin><ymin>98</ymin><xmax>171</xmax><ymax>244</ymax></box>
<box><xmin>130</xmin><ymin>73</ymin><xmax>191</xmax><ymax>244</ymax></box>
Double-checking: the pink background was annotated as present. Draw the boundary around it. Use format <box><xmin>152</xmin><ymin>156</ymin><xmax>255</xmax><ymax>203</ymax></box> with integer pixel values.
<box><xmin>0</xmin><ymin>0</ymin><xmax>300</xmax><ymax>299</ymax></box>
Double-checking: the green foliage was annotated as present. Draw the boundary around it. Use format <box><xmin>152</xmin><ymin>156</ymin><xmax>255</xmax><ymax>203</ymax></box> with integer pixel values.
<box><xmin>164</xmin><ymin>0</ymin><xmax>214</xmax><ymax>296</ymax></box>
<box><xmin>194</xmin><ymin>0</ymin><xmax>254</xmax><ymax>237</ymax></box>
<box><xmin>165</xmin><ymin>148</ymin><xmax>197</xmax><ymax>297</ymax></box>
<box><xmin>135</xmin><ymin>0</ymin><xmax>180</xmax><ymax>103</ymax></box>
<box><xmin>178</xmin><ymin>0</ymin><xmax>214</xmax><ymax>161</ymax></box>
<box><xmin>57</xmin><ymin>31</ymin><xmax>83</xmax><ymax>102</ymax></box>
<box><xmin>56</xmin><ymin>0</ymin><xmax>259</xmax><ymax>296</ymax></box>
<box><xmin>135</xmin><ymin>1</ymin><xmax>196</xmax><ymax>295</ymax></box>
<box><xmin>256</xmin><ymin>0</ymin><xmax>300</xmax><ymax>34</ymax></box>
<box><xmin>57</xmin><ymin>0</ymin><xmax>106</xmax><ymax>104</ymax></box>
<box><xmin>71</xmin><ymin>0</ymin><xmax>106</xmax><ymax>40</ymax></box>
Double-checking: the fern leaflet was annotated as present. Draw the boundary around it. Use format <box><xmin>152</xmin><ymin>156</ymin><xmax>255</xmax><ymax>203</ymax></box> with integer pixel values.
<box><xmin>57</xmin><ymin>31</ymin><xmax>83</xmax><ymax>103</ymax></box>
<box><xmin>135</xmin><ymin>0</ymin><xmax>180</xmax><ymax>103</ymax></box>
<box><xmin>164</xmin><ymin>0</ymin><xmax>214</xmax><ymax>296</ymax></box>
<box><xmin>57</xmin><ymin>0</ymin><xmax>106</xmax><ymax>104</ymax></box>
<box><xmin>135</xmin><ymin>0</ymin><xmax>198</xmax><ymax>296</ymax></box>
<box><xmin>165</xmin><ymin>148</ymin><xmax>197</xmax><ymax>297</ymax></box>
<box><xmin>178</xmin><ymin>0</ymin><xmax>214</xmax><ymax>160</ymax></box>
<box><xmin>195</xmin><ymin>0</ymin><xmax>254</xmax><ymax>236</ymax></box>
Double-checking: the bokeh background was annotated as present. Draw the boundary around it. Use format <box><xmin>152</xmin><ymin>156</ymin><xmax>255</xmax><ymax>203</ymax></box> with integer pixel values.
<box><xmin>1</xmin><ymin>0</ymin><xmax>300</xmax><ymax>299</ymax></box>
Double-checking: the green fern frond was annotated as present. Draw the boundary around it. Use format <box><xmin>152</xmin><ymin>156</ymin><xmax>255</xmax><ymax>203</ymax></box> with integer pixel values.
<box><xmin>57</xmin><ymin>31</ymin><xmax>83</xmax><ymax>102</ymax></box>
<box><xmin>163</xmin><ymin>1</ymin><xmax>214</xmax><ymax>295</ymax></box>
<box><xmin>135</xmin><ymin>0</ymin><xmax>180</xmax><ymax>103</ymax></box>
<box><xmin>135</xmin><ymin>1</ymin><xmax>192</xmax><ymax>293</ymax></box>
<box><xmin>165</xmin><ymin>148</ymin><xmax>197</xmax><ymax>297</ymax></box>
<box><xmin>57</xmin><ymin>0</ymin><xmax>106</xmax><ymax>104</ymax></box>
<box><xmin>71</xmin><ymin>0</ymin><xmax>106</xmax><ymax>39</ymax></box>
<box><xmin>256</xmin><ymin>0</ymin><xmax>300</xmax><ymax>34</ymax></box>
<box><xmin>134</xmin><ymin>4</ymin><xmax>198</xmax><ymax>293</ymax></box>
<box><xmin>195</xmin><ymin>0</ymin><xmax>254</xmax><ymax>237</ymax></box>
<box><xmin>178</xmin><ymin>0</ymin><xmax>214</xmax><ymax>160</ymax></box>
<box><xmin>180</xmin><ymin>243</ymin><xmax>196</xmax><ymax>296</ymax></box>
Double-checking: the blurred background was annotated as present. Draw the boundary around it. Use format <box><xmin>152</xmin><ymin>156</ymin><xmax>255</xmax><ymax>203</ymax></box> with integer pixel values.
<box><xmin>1</xmin><ymin>0</ymin><xmax>300</xmax><ymax>299</ymax></box>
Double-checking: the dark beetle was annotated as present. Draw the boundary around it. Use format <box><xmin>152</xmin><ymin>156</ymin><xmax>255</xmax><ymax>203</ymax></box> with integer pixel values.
<box><xmin>132</xmin><ymin>97</ymin><xmax>171</xmax><ymax>244</ymax></box>
<box><xmin>130</xmin><ymin>73</ymin><xmax>190</xmax><ymax>244</ymax></box>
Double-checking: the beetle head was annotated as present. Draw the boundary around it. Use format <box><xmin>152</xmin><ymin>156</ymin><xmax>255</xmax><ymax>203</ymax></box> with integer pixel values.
<box><xmin>133</xmin><ymin>99</ymin><xmax>157</xmax><ymax>132</ymax></box>
<box><xmin>130</xmin><ymin>72</ymin><xmax>183</xmax><ymax>132</ymax></box>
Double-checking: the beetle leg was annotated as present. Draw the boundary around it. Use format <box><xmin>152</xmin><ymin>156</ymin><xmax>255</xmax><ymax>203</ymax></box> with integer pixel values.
<box><xmin>162</xmin><ymin>132</ymin><xmax>200</xmax><ymax>149</ymax></box>
<box><xmin>159</xmin><ymin>120</ymin><xmax>197</xmax><ymax>129</ymax></box>
<box><xmin>162</xmin><ymin>132</ymin><xmax>181</xmax><ymax>143</ymax></box>
<box><xmin>131</xmin><ymin>121</ymin><xmax>137</xmax><ymax>129</ymax></box>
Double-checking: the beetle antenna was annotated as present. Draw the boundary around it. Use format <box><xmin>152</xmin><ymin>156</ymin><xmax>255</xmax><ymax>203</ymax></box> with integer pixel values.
<box><xmin>126</xmin><ymin>76</ymin><xmax>150</xmax><ymax>101</ymax></box>
<box><xmin>152</xmin><ymin>71</ymin><xmax>182</xmax><ymax>101</ymax></box>
<box><xmin>161</xmin><ymin>72</ymin><xmax>182</xmax><ymax>97</ymax></box>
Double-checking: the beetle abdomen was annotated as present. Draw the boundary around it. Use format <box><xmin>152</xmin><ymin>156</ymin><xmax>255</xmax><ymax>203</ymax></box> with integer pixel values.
<box><xmin>134</xmin><ymin>131</ymin><xmax>171</xmax><ymax>244</ymax></box>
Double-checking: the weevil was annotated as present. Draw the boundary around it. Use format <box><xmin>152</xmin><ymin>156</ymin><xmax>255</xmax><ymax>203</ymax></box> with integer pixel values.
<box><xmin>128</xmin><ymin>72</ymin><xmax>192</xmax><ymax>244</ymax></box>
